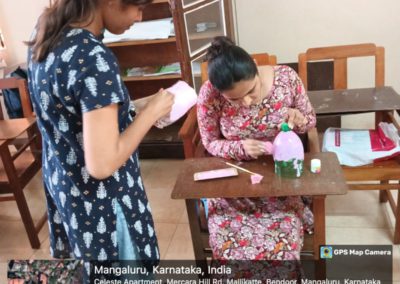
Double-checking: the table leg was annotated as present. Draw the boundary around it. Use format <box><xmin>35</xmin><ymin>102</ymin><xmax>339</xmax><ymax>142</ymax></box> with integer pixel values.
<box><xmin>394</xmin><ymin>190</ymin><xmax>400</xmax><ymax>244</ymax></box>
<box><xmin>312</xmin><ymin>195</ymin><xmax>326</xmax><ymax>260</ymax></box>
<box><xmin>185</xmin><ymin>199</ymin><xmax>208</xmax><ymax>278</ymax></box>
<box><xmin>312</xmin><ymin>196</ymin><xmax>326</xmax><ymax>280</ymax></box>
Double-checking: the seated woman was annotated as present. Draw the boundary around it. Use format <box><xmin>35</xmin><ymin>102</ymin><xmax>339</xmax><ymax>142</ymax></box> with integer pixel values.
<box><xmin>197</xmin><ymin>36</ymin><xmax>316</xmax><ymax>261</ymax></box>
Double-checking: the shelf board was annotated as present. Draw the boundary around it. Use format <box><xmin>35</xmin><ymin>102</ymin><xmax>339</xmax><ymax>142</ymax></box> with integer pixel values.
<box><xmin>188</xmin><ymin>30</ymin><xmax>223</xmax><ymax>41</ymax></box>
<box><xmin>122</xmin><ymin>74</ymin><xmax>181</xmax><ymax>82</ymax></box>
<box><xmin>106</xmin><ymin>37</ymin><xmax>176</xmax><ymax>48</ymax></box>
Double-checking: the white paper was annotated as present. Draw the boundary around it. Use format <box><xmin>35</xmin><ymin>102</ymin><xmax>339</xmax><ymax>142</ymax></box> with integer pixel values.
<box><xmin>103</xmin><ymin>18</ymin><xmax>174</xmax><ymax>43</ymax></box>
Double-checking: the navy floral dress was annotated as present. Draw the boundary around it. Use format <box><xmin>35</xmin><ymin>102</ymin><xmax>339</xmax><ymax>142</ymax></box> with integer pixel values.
<box><xmin>27</xmin><ymin>28</ymin><xmax>159</xmax><ymax>264</ymax></box>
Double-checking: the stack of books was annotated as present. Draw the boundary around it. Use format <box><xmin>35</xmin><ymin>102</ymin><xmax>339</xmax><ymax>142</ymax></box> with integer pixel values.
<box><xmin>125</xmin><ymin>62</ymin><xmax>181</xmax><ymax>77</ymax></box>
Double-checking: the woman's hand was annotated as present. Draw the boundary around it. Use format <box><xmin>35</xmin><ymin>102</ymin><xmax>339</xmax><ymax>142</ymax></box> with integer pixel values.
<box><xmin>83</xmin><ymin>88</ymin><xmax>174</xmax><ymax>179</ymax></box>
<box><xmin>144</xmin><ymin>88</ymin><xmax>174</xmax><ymax>120</ymax></box>
<box><xmin>286</xmin><ymin>108</ymin><xmax>308</xmax><ymax>129</ymax></box>
<box><xmin>243</xmin><ymin>139</ymin><xmax>267</xmax><ymax>159</ymax></box>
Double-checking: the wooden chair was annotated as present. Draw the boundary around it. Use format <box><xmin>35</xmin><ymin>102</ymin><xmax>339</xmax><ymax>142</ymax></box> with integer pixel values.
<box><xmin>0</xmin><ymin>77</ymin><xmax>45</xmax><ymax>249</ymax></box>
<box><xmin>179</xmin><ymin>53</ymin><xmax>322</xmax><ymax>264</ymax></box>
<box><xmin>298</xmin><ymin>43</ymin><xmax>400</xmax><ymax>244</ymax></box>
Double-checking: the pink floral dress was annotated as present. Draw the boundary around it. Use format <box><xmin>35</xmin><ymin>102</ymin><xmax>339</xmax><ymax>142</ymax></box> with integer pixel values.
<box><xmin>197</xmin><ymin>65</ymin><xmax>316</xmax><ymax>261</ymax></box>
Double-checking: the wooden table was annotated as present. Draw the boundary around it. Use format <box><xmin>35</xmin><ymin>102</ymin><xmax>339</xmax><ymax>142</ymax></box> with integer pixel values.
<box><xmin>0</xmin><ymin>117</ymin><xmax>36</xmax><ymax>140</ymax></box>
<box><xmin>307</xmin><ymin>86</ymin><xmax>400</xmax><ymax>115</ymax></box>
<box><xmin>172</xmin><ymin>152</ymin><xmax>348</xmax><ymax>264</ymax></box>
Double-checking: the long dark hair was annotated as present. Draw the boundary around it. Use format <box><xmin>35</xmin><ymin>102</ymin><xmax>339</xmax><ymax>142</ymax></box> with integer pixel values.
<box><xmin>27</xmin><ymin>0</ymin><xmax>153</xmax><ymax>62</ymax></box>
<box><xmin>206</xmin><ymin>36</ymin><xmax>258</xmax><ymax>91</ymax></box>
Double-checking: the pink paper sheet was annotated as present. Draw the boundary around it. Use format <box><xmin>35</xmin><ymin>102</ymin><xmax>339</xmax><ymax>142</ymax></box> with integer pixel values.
<box><xmin>155</xmin><ymin>80</ymin><xmax>197</xmax><ymax>128</ymax></box>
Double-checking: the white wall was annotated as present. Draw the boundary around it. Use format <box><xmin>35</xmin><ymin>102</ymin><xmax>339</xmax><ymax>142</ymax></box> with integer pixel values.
<box><xmin>0</xmin><ymin>0</ymin><xmax>49</xmax><ymax>69</ymax></box>
<box><xmin>234</xmin><ymin>0</ymin><xmax>400</xmax><ymax>128</ymax></box>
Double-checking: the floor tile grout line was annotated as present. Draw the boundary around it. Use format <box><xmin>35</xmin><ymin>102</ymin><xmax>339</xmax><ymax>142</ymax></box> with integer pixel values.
<box><xmin>160</xmin><ymin>223</ymin><xmax>180</xmax><ymax>260</ymax></box>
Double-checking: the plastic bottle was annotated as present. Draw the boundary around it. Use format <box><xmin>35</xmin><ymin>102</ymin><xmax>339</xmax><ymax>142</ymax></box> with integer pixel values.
<box><xmin>272</xmin><ymin>123</ymin><xmax>304</xmax><ymax>178</ymax></box>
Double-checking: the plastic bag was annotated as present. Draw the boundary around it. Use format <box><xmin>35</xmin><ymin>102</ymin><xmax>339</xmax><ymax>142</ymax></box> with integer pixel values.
<box><xmin>322</xmin><ymin>124</ymin><xmax>400</xmax><ymax>166</ymax></box>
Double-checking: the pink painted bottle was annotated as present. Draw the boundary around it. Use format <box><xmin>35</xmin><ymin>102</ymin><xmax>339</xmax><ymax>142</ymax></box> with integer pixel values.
<box><xmin>272</xmin><ymin>123</ymin><xmax>304</xmax><ymax>178</ymax></box>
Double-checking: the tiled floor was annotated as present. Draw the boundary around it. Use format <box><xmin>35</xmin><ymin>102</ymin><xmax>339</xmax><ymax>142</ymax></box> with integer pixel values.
<box><xmin>0</xmin><ymin>159</ymin><xmax>399</xmax><ymax>282</ymax></box>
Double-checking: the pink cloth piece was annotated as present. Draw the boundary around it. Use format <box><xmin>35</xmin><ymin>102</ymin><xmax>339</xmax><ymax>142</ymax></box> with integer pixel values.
<box><xmin>250</xmin><ymin>174</ymin><xmax>264</xmax><ymax>184</ymax></box>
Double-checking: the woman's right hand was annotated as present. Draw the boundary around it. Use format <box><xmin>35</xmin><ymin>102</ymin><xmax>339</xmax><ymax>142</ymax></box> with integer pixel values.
<box><xmin>145</xmin><ymin>88</ymin><xmax>174</xmax><ymax>120</ymax></box>
<box><xmin>243</xmin><ymin>139</ymin><xmax>267</xmax><ymax>159</ymax></box>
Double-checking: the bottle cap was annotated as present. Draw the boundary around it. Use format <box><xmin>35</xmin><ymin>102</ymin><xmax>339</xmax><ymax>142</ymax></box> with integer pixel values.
<box><xmin>311</xmin><ymin>158</ymin><xmax>321</xmax><ymax>173</ymax></box>
<box><xmin>281</xmin><ymin>123</ymin><xmax>291</xmax><ymax>132</ymax></box>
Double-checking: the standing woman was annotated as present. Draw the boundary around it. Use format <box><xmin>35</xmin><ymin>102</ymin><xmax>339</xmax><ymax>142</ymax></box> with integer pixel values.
<box><xmin>197</xmin><ymin>37</ymin><xmax>316</xmax><ymax>262</ymax></box>
<box><xmin>27</xmin><ymin>0</ymin><xmax>173</xmax><ymax>268</ymax></box>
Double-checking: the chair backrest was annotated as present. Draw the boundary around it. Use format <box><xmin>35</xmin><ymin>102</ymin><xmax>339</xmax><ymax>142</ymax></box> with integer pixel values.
<box><xmin>298</xmin><ymin>43</ymin><xmax>384</xmax><ymax>90</ymax></box>
<box><xmin>298</xmin><ymin>43</ymin><xmax>384</xmax><ymax>130</ymax></box>
<box><xmin>0</xmin><ymin>77</ymin><xmax>34</xmax><ymax>119</ymax></box>
<box><xmin>179</xmin><ymin>53</ymin><xmax>277</xmax><ymax>159</ymax></box>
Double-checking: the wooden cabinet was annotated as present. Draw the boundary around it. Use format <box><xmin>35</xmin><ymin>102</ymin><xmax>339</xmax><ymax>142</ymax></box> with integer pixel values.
<box><xmin>171</xmin><ymin>0</ymin><xmax>235</xmax><ymax>93</ymax></box>
<box><xmin>106</xmin><ymin>0</ymin><xmax>234</xmax><ymax>158</ymax></box>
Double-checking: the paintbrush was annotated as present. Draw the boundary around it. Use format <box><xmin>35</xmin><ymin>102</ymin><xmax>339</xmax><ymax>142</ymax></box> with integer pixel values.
<box><xmin>223</xmin><ymin>161</ymin><xmax>260</xmax><ymax>175</ymax></box>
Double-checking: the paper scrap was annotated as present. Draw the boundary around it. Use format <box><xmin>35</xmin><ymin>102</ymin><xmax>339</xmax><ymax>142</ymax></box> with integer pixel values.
<box><xmin>250</xmin><ymin>174</ymin><xmax>264</xmax><ymax>184</ymax></box>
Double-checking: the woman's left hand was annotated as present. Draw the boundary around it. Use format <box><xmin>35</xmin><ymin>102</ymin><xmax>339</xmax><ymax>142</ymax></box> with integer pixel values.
<box><xmin>286</xmin><ymin>108</ymin><xmax>308</xmax><ymax>129</ymax></box>
<box><xmin>242</xmin><ymin>139</ymin><xmax>266</xmax><ymax>159</ymax></box>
